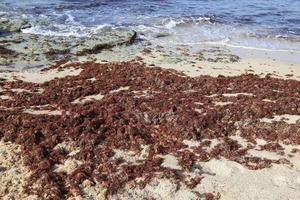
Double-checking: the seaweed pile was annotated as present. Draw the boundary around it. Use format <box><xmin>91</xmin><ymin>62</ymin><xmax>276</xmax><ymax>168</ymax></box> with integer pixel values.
<box><xmin>1</xmin><ymin>61</ymin><xmax>300</xmax><ymax>199</ymax></box>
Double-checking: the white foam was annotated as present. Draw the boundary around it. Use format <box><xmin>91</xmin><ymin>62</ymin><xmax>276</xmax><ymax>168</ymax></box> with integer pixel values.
<box><xmin>22</xmin><ymin>25</ymin><xmax>89</xmax><ymax>37</ymax></box>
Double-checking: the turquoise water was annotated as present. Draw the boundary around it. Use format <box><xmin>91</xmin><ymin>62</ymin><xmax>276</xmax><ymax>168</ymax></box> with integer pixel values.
<box><xmin>1</xmin><ymin>0</ymin><xmax>300</xmax><ymax>51</ymax></box>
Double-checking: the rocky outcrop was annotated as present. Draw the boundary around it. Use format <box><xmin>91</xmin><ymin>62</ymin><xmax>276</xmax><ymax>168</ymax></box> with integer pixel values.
<box><xmin>0</xmin><ymin>30</ymin><xmax>137</xmax><ymax>68</ymax></box>
<box><xmin>74</xmin><ymin>31</ymin><xmax>137</xmax><ymax>55</ymax></box>
<box><xmin>0</xmin><ymin>19</ymin><xmax>31</xmax><ymax>33</ymax></box>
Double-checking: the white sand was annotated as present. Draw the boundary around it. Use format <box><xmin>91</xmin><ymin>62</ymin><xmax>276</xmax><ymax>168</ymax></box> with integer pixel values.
<box><xmin>72</xmin><ymin>93</ymin><xmax>104</xmax><ymax>104</ymax></box>
<box><xmin>133</xmin><ymin>90</ymin><xmax>155</xmax><ymax>98</ymax></box>
<box><xmin>72</xmin><ymin>86</ymin><xmax>129</xmax><ymax>104</ymax></box>
<box><xmin>76</xmin><ymin>179</ymin><xmax>106</xmax><ymax>200</ymax></box>
<box><xmin>53</xmin><ymin>158</ymin><xmax>83</xmax><ymax>175</ymax></box>
<box><xmin>0</xmin><ymin>141</ymin><xmax>32</xmax><ymax>199</ymax></box>
<box><xmin>10</xmin><ymin>88</ymin><xmax>44</xmax><ymax>94</ymax></box>
<box><xmin>113</xmin><ymin>149</ymin><xmax>142</xmax><ymax>164</ymax></box>
<box><xmin>196</xmin><ymin>158</ymin><xmax>300</xmax><ymax>200</ymax></box>
<box><xmin>141</xmin><ymin>47</ymin><xmax>300</xmax><ymax>80</ymax></box>
<box><xmin>0</xmin><ymin>67</ymin><xmax>82</xmax><ymax>83</ymax></box>
<box><xmin>194</xmin><ymin>108</ymin><xmax>203</xmax><ymax>113</ymax></box>
<box><xmin>113</xmin><ymin>178</ymin><xmax>198</xmax><ymax>200</ymax></box>
<box><xmin>183</xmin><ymin>140</ymin><xmax>201</xmax><ymax>148</ymax></box>
<box><xmin>11</xmin><ymin>88</ymin><xmax>31</xmax><ymax>93</ymax></box>
<box><xmin>229</xmin><ymin>134</ymin><xmax>249</xmax><ymax>148</ymax></box>
<box><xmin>213</xmin><ymin>101</ymin><xmax>233</xmax><ymax>106</ymax></box>
<box><xmin>87</xmin><ymin>150</ymin><xmax>300</xmax><ymax>200</ymax></box>
<box><xmin>87</xmin><ymin>77</ymin><xmax>97</xmax><ymax>82</ymax></box>
<box><xmin>112</xmin><ymin>145</ymin><xmax>150</xmax><ymax>165</ymax></box>
<box><xmin>222</xmin><ymin>93</ymin><xmax>254</xmax><ymax>97</ymax></box>
<box><xmin>109</xmin><ymin>86</ymin><xmax>130</xmax><ymax>94</ymax></box>
<box><xmin>201</xmin><ymin>139</ymin><xmax>221</xmax><ymax>152</ymax></box>
<box><xmin>260</xmin><ymin>114</ymin><xmax>300</xmax><ymax>124</ymax></box>
<box><xmin>23</xmin><ymin>108</ymin><xmax>64</xmax><ymax>115</ymax></box>
<box><xmin>159</xmin><ymin>154</ymin><xmax>182</xmax><ymax>170</ymax></box>
<box><xmin>0</xmin><ymin>95</ymin><xmax>12</xmax><ymax>100</ymax></box>
<box><xmin>189</xmin><ymin>133</ymin><xmax>300</xmax><ymax>200</ymax></box>
<box><xmin>112</xmin><ymin>133</ymin><xmax>300</xmax><ymax>200</ymax></box>
<box><xmin>262</xmin><ymin>99</ymin><xmax>276</xmax><ymax>103</ymax></box>
<box><xmin>248</xmin><ymin>149</ymin><xmax>282</xmax><ymax>160</ymax></box>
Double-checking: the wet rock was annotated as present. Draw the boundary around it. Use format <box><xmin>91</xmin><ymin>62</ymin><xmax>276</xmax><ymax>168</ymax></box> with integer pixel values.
<box><xmin>0</xmin><ymin>46</ymin><xmax>18</xmax><ymax>65</ymax></box>
<box><xmin>229</xmin><ymin>54</ymin><xmax>240</xmax><ymax>63</ymax></box>
<box><xmin>74</xmin><ymin>31</ymin><xmax>137</xmax><ymax>56</ymax></box>
<box><xmin>0</xmin><ymin>19</ymin><xmax>31</xmax><ymax>33</ymax></box>
<box><xmin>0</xmin><ymin>28</ymin><xmax>141</xmax><ymax>69</ymax></box>
<box><xmin>0</xmin><ymin>46</ymin><xmax>16</xmax><ymax>56</ymax></box>
<box><xmin>154</xmin><ymin>32</ymin><xmax>171</xmax><ymax>38</ymax></box>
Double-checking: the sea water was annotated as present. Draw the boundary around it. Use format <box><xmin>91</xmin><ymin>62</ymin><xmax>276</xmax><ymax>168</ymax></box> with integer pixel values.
<box><xmin>0</xmin><ymin>0</ymin><xmax>300</xmax><ymax>52</ymax></box>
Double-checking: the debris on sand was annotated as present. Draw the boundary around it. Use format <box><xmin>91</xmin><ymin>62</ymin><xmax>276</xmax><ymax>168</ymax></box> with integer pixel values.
<box><xmin>1</xmin><ymin>61</ymin><xmax>300</xmax><ymax>199</ymax></box>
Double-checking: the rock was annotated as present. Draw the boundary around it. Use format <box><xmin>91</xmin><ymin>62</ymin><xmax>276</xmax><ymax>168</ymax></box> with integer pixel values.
<box><xmin>155</xmin><ymin>32</ymin><xmax>171</xmax><ymax>38</ymax></box>
<box><xmin>0</xmin><ymin>19</ymin><xmax>31</xmax><ymax>33</ymax></box>
<box><xmin>73</xmin><ymin>30</ymin><xmax>137</xmax><ymax>56</ymax></box>
<box><xmin>0</xmin><ymin>46</ymin><xmax>18</xmax><ymax>65</ymax></box>
<box><xmin>0</xmin><ymin>46</ymin><xmax>16</xmax><ymax>56</ymax></box>
<box><xmin>0</xmin><ymin>29</ymin><xmax>139</xmax><ymax>68</ymax></box>
<box><xmin>229</xmin><ymin>54</ymin><xmax>240</xmax><ymax>63</ymax></box>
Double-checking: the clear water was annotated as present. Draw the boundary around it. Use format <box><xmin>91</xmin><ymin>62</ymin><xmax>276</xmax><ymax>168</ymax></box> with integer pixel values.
<box><xmin>1</xmin><ymin>0</ymin><xmax>300</xmax><ymax>51</ymax></box>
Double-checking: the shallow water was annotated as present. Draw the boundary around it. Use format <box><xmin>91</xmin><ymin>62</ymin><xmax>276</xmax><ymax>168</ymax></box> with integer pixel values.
<box><xmin>1</xmin><ymin>0</ymin><xmax>300</xmax><ymax>51</ymax></box>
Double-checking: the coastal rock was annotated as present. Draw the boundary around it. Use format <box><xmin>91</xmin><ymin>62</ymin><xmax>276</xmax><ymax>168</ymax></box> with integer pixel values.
<box><xmin>0</xmin><ymin>46</ymin><xmax>18</xmax><ymax>65</ymax></box>
<box><xmin>0</xmin><ymin>19</ymin><xmax>31</xmax><ymax>33</ymax></box>
<box><xmin>0</xmin><ymin>46</ymin><xmax>16</xmax><ymax>56</ymax></box>
<box><xmin>0</xmin><ymin>29</ymin><xmax>140</xmax><ymax>69</ymax></box>
<box><xmin>73</xmin><ymin>30</ymin><xmax>137</xmax><ymax>55</ymax></box>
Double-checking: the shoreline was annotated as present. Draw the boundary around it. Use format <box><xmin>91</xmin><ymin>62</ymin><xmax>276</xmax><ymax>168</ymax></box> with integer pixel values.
<box><xmin>1</xmin><ymin>18</ymin><xmax>300</xmax><ymax>200</ymax></box>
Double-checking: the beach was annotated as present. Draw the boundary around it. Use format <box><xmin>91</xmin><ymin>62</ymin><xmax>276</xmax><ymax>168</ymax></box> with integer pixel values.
<box><xmin>1</xmin><ymin>1</ymin><xmax>300</xmax><ymax>199</ymax></box>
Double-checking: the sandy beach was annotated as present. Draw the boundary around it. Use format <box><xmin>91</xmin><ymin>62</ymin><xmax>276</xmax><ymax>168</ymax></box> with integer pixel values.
<box><xmin>1</xmin><ymin>1</ymin><xmax>300</xmax><ymax>199</ymax></box>
<box><xmin>1</xmin><ymin>53</ymin><xmax>300</xmax><ymax>199</ymax></box>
